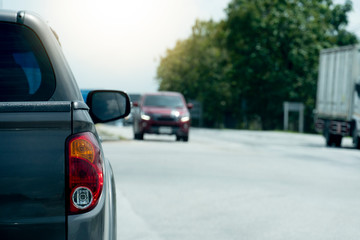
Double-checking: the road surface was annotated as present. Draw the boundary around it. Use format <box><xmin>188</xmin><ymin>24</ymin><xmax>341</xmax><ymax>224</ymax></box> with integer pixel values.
<box><xmin>98</xmin><ymin>125</ymin><xmax>360</xmax><ymax>240</ymax></box>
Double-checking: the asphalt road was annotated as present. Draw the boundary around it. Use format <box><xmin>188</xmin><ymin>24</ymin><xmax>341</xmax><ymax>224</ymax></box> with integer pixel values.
<box><xmin>99</xmin><ymin>125</ymin><xmax>360</xmax><ymax>240</ymax></box>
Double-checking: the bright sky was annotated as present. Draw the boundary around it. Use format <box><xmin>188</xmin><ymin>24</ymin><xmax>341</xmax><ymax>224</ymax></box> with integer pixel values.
<box><xmin>334</xmin><ymin>0</ymin><xmax>360</xmax><ymax>36</ymax></box>
<box><xmin>1</xmin><ymin>0</ymin><xmax>360</xmax><ymax>94</ymax></box>
<box><xmin>2</xmin><ymin>0</ymin><xmax>230</xmax><ymax>94</ymax></box>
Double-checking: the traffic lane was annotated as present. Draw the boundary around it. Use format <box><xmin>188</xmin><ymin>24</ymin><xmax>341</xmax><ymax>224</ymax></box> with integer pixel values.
<box><xmin>97</xmin><ymin>124</ymin><xmax>355</xmax><ymax>149</ymax></box>
<box><xmin>102</xmin><ymin>128</ymin><xmax>360</xmax><ymax>240</ymax></box>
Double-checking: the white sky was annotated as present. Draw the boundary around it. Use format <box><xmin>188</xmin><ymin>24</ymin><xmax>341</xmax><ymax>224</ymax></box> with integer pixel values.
<box><xmin>2</xmin><ymin>0</ymin><xmax>230</xmax><ymax>94</ymax></box>
<box><xmin>334</xmin><ymin>0</ymin><xmax>360</xmax><ymax>36</ymax></box>
<box><xmin>1</xmin><ymin>0</ymin><xmax>360</xmax><ymax>94</ymax></box>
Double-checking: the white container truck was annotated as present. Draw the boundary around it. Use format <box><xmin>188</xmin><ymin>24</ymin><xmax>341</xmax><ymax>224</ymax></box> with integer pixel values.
<box><xmin>315</xmin><ymin>44</ymin><xmax>360</xmax><ymax>148</ymax></box>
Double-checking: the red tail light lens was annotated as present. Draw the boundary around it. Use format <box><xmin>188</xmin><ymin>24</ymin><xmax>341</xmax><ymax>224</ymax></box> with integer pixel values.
<box><xmin>67</xmin><ymin>132</ymin><xmax>103</xmax><ymax>214</ymax></box>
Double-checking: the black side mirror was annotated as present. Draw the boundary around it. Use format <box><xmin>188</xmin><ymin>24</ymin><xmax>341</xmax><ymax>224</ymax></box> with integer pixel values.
<box><xmin>86</xmin><ymin>90</ymin><xmax>131</xmax><ymax>124</ymax></box>
<box><xmin>356</xmin><ymin>83</ymin><xmax>360</xmax><ymax>98</ymax></box>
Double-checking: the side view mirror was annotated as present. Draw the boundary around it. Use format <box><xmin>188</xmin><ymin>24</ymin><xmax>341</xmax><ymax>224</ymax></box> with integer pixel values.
<box><xmin>86</xmin><ymin>90</ymin><xmax>131</xmax><ymax>124</ymax></box>
<box><xmin>187</xmin><ymin>103</ymin><xmax>193</xmax><ymax>109</ymax></box>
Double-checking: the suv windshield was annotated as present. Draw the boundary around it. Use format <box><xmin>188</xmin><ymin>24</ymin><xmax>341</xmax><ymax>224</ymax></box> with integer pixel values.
<box><xmin>143</xmin><ymin>95</ymin><xmax>184</xmax><ymax>108</ymax></box>
<box><xmin>0</xmin><ymin>22</ymin><xmax>55</xmax><ymax>101</ymax></box>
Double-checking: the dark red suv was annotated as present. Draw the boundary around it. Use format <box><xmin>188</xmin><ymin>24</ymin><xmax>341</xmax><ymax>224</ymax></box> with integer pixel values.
<box><xmin>132</xmin><ymin>92</ymin><xmax>192</xmax><ymax>141</ymax></box>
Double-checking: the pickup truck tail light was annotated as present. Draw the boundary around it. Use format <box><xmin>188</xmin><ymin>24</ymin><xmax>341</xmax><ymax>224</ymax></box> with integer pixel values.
<box><xmin>67</xmin><ymin>132</ymin><xmax>103</xmax><ymax>214</ymax></box>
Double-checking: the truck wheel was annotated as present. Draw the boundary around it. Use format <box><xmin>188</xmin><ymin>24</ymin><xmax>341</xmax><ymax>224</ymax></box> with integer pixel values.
<box><xmin>334</xmin><ymin>135</ymin><xmax>342</xmax><ymax>147</ymax></box>
<box><xmin>352</xmin><ymin>126</ymin><xmax>360</xmax><ymax>149</ymax></box>
<box><xmin>354</xmin><ymin>136</ymin><xmax>360</xmax><ymax>149</ymax></box>
<box><xmin>325</xmin><ymin>132</ymin><xmax>334</xmax><ymax>147</ymax></box>
<box><xmin>354</xmin><ymin>137</ymin><xmax>360</xmax><ymax>149</ymax></box>
<box><xmin>183</xmin><ymin>136</ymin><xmax>189</xmax><ymax>142</ymax></box>
<box><xmin>326</xmin><ymin>133</ymin><xmax>341</xmax><ymax>147</ymax></box>
<box><xmin>176</xmin><ymin>135</ymin><xmax>181</xmax><ymax>141</ymax></box>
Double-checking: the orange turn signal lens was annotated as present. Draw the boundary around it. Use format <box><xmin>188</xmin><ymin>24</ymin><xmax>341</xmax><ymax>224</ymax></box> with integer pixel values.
<box><xmin>70</xmin><ymin>138</ymin><xmax>95</xmax><ymax>163</ymax></box>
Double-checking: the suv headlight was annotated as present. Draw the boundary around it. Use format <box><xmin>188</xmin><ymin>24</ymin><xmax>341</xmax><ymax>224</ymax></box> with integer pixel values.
<box><xmin>141</xmin><ymin>111</ymin><xmax>151</xmax><ymax>121</ymax></box>
<box><xmin>181</xmin><ymin>113</ymin><xmax>190</xmax><ymax>122</ymax></box>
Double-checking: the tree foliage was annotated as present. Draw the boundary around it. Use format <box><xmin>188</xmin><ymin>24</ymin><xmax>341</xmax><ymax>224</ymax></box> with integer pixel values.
<box><xmin>157</xmin><ymin>20</ymin><xmax>232</xmax><ymax>127</ymax></box>
<box><xmin>156</xmin><ymin>0</ymin><xmax>357</xmax><ymax>130</ymax></box>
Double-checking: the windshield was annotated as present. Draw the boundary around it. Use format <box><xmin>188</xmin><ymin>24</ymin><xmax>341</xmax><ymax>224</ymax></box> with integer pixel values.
<box><xmin>143</xmin><ymin>95</ymin><xmax>184</xmax><ymax>108</ymax></box>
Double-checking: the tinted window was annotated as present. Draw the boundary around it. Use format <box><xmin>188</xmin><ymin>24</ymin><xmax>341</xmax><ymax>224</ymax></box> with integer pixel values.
<box><xmin>0</xmin><ymin>22</ymin><xmax>55</xmax><ymax>101</ymax></box>
<box><xmin>143</xmin><ymin>95</ymin><xmax>184</xmax><ymax>108</ymax></box>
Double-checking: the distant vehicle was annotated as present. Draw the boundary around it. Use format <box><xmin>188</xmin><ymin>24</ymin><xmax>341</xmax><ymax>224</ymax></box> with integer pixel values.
<box><xmin>314</xmin><ymin>45</ymin><xmax>360</xmax><ymax>148</ymax></box>
<box><xmin>124</xmin><ymin>93</ymin><xmax>141</xmax><ymax>125</ymax></box>
<box><xmin>0</xmin><ymin>10</ymin><xmax>130</xmax><ymax>239</ymax></box>
<box><xmin>129</xmin><ymin>93</ymin><xmax>142</xmax><ymax>103</ymax></box>
<box><xmin>132</xmin><ymin>91</ymin><xmax>192</xmax><ymax>141</ymax></box>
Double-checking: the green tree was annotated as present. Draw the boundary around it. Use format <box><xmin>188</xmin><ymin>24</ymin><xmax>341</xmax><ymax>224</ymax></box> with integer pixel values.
<box><xmin>224</xmin><ymin>0</ymin><xmax>357</xmax><ymax>130</ymax></box>
<box><xmin>157</xmin><ymin>20</ymin><xmax>233</xmax><ymax>127</ymax></box>
<box><xmin>156</xmin><ymin>0</ymin><xmax>357</xmax><ymax>130</ymax></box>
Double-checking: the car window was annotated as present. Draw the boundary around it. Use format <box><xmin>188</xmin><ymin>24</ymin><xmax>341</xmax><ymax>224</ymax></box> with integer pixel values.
<box><xmin>143</xmin><ymin>95</ymin><xmax>184</xmax><ymax>108</ymax></box>
<box><xmin>0</xmin><ymin>22</ymin><xmax>55</xmax><ymax>101</ymax></box>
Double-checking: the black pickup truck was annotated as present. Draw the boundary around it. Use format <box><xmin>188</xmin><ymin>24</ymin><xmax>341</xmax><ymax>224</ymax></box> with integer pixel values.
<box><xmin>0</xmin><ymin>10</ymin><xmax>130</xmax><ymax>240</ymax></box>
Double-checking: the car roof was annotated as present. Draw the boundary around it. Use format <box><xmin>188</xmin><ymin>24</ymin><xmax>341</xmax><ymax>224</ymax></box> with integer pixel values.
<box><xmin>143</xmin><ymin>91</ymin><xmax>183</xmax><ymax>96</ymax></box>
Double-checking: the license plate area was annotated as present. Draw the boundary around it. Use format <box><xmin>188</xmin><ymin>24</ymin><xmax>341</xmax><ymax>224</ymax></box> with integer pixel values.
<box><xmin>159</xmin><ymin>126</ymin><xmax>172</xmax><ymax>134</ymax></box>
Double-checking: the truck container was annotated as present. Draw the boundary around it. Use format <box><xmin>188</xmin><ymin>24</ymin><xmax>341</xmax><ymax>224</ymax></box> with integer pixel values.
<box><xmin>315</xmin><ymin>44</ymin><xmax>360</xmax><ymax>148</ymax></box>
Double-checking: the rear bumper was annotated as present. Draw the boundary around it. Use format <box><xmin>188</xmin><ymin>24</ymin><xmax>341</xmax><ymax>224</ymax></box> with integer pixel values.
<box><xmin>315</xmin><ymin>118</ymin><xmax>351</xmax><ymax>136</ymax></box>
